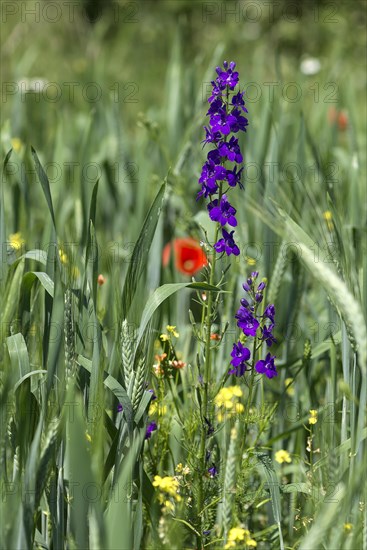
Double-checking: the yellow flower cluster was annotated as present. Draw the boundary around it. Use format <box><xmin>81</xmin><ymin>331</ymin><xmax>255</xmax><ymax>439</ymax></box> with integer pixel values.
<box><xmin>225</xmin><ymin>527</ymin><xmax>257</xmax><ymax>548</ymax></box>
<box><xmin>175</xmin><ymin>463</ymin><xmax>190</xmax><ymax>475</ymax></box>
<box><xmin>153</xmin><ymin>475</ymin><xmax>181</xmax><ymax>502</ymax></box>
<box><xmin>308</xmin><ymin>409</ymin><xmax>318</xmax><ymax>425</ymax></box>
<box><xmin>160</xmin><ymin>325</ymin><xmax>180</xmax><ymax>341</ymax></box>
<box><xmin>166</xmin><ymin>325</ymin><xmax>179</xmax><ymax>338</ymax></box>
<box><xmin>275</xmin><ymin>450</ymin><xmax>292</xmax><ymax>464</ymax></box>
<box><xmin>214</xmin><ymin>386</ymin><xmax>244</xmax><ymax>422</ymax></box>
<box><xmin>149</xmin><ymin>402</ymin><xmax>167</xmax><ymax>416</ymax></box>
<box><xmin>9</xmin><ymin>232</ymin><xmax>25</xmax><ymax>251</ymax></box>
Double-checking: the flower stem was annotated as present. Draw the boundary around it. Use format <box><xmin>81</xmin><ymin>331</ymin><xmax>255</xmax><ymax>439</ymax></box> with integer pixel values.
<box><xmin>196</xmin><ymin>220</ymin><xmax>220</xmax><ymax>548</ymax></box>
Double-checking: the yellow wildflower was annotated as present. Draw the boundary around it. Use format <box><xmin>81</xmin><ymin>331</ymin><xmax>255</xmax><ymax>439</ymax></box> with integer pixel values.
<box><xmin>11</xmin><ymin>138</ymin><xmax>23</xmax><ymax>153</ymax></box>
<box><xmin>215</xmin><ymin>386</ymin><xmax>244</xmax><ymax>422</ymax></box>
<box><xmin>323</xmin><ymin>210</ymin><xmax>334</xmax><ymax>231</ymax></box>
<box><xmin>59</xmin><ymin>248</ymin><xmax>68</xmax><ymax>264</ymax></box>
<box><xmin>166</xmin><ymin>325</ymin><xmax>179</xmax><ymax>338</ymax></box>
<box><xmin>163</xmin><ymin>499</ymin><xmax>175</xmax><ymax>512</ymax></box>
<box><xmin>343</xmin><ymin>523</ymin><xmax>353</xmax><ymax>533</ymax></box>
<box><xmin>160</xmin><ymin>334</ymin><xmax>169</xmax><ymax>341</ymax></box>
<box><xmin>309</xmin><ymin>409</ymin><xmax>318</xmax><ymax>425</ymax></box>
<box><xmin>153</xmin><ymin>475</ymin><xmax>181</xmax><ymax>501</ymax></box>
<box><xmin>9</xmin><ymin>232</ymin><xmax>25</xmax><ymax>251</ymax></box>
<box><xmin>245</xmin><ymin>256</ymin><xmax>256</xmax><ymax>266</ymax></box>
<box><xmin>175</xmin><ymin>463</ymin><xmax>190</xmax><ymax>475</ymax></box>
<box><xmin>225</xmin><ymin>527</ymin><xmax>257</xmax><ymax>549</ymax></box>
<box><xmin>275</xmin><ymin>449</ymin><xmax>292</xmax><ymax>464</ymax></box>
<box><xmin>149</xmin><ymin>402</ymin><xmax>167</xmax><ymax>416</ymax></box>
<box><xmin>285</xmin><ymin>377</ymin><xmax>295</xmax><ymax>396</ymax></box>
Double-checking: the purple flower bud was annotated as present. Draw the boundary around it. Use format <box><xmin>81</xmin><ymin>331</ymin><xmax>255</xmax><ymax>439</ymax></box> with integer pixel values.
<box><xmin>257</xmin><ymin>281</ymin><xmax>266</xmax><ymax>291</ymax></box>
<box><xmin>255</xmin><ymin>293</ymin><xmax>263</xmax><ymax>303</ymax></box>
<box><xmin>208</xmin><ymin>464</ymin><xmax>218</xmax><ymax>478</ymax></box>
<box><xmin>145</xmin><ymin>421</ymin><xmax>157</xmax><ymax>440</ymax></box>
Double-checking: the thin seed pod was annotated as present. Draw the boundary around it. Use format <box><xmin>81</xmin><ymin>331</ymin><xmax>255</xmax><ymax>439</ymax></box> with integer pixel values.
<box><xmin>221</xmin><ymin>424</ymin><xmax>239</xmax><ymax>539</ymax></box>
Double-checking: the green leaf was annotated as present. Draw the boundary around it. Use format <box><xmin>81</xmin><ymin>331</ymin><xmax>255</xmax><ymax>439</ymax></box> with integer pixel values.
<box><xmin>2</xmin><ymin>258</ymin><xmax>25</xmax><ymax>340</ymax></box>
<box><xmin>22</xmin><ymin>271</ymin><xmax>54</xmax><ymax>298</ymax></box>
<box><xmin>121</xmin><ymin>179</ymin><xmax>167</xmax><ymax>319</ymax></box>
<box><xmin>31</xmin><ymin>147</ymin><xmax>57</xmax><ymax>230</ymax></box>
<box><xmin>13</xmin><ymin>369</ymin><xmax>47</xmax><ymax>392</ymax></box>
<box><xmin>64</xmin><ymin>389</ymin><xmax>94</xmax><ymax>550</ymax></box>
<box><xmin>6</xmin><ymin>333</ymin><xmax>30</xmax><ymax>379</ymax></box>
<box><xmin>135</xmin><ymin>282</ymin><xmax>221</xmax><ymax>355</ymax></box>
<box><xmin>0</xmin><ymin>149</ymin><xmax>12</xmax><ymax>288</ymax></box>
<box><xmin>77</xmin><ymin>355</ymin><xmax>133</xmax><ymax>430</ymax></box>
<box><xmin>83</xmin><ymin>181</ymin><xmax>99</xmax><ymax>305</ymax></box>
<box><xmin>255</xmin><ymin>453</ymin><xmax>284</xmax><ymax>550</ymax></box>
<box><xmin>16</xmin><ymin>249</ymin><xmax>47</xmax><ymax>266</ymax></box>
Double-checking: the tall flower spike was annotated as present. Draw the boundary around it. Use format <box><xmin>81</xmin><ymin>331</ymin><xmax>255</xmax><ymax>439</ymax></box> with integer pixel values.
<box><xmin>198</xmin><ymin>61</ymin><xmax>248</xmax><ymax>256</ymax></box>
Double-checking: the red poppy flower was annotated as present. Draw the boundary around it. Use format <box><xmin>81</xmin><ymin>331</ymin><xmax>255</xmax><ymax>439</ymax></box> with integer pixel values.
<box><xmin>162</xmin><ymin>237</ymin><xmax>208</xmax><ymax>276</ymax></box>
<box><xmin>328</xmin><ymin>107</ymin><xmax>348</xmax><ymax>131</ymax></box>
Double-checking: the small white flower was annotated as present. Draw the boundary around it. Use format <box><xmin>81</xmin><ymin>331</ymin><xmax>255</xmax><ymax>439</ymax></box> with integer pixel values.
<box><xmin>300</xmin><ymin>57</ymin><xmax>321</xmax><ymax>75</ymax></box>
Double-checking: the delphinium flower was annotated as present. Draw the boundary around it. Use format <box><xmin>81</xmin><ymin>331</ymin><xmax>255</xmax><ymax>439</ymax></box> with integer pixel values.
<box><xmin>145</xmin><ymin>421</ymin><xmax>157</xmax><ymax>440</ymax></box>
<box><xmin>198</xmin><ymin>61</ymin><xmax>248</xmax><ymax>256</ymax></box>
<box><xmin>229</xmin><ymin>272</ymin><xmax>278</xmax><ymax>379</ymax></box>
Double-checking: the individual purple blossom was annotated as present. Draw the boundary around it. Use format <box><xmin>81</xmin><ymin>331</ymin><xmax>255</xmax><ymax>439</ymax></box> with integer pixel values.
<box><xmin>231</xmin><ymin>91</ymin><xmax>248</xmax><ymax>112</ymax></box>
<box><xmin>145</xmin><ymin>421</ymin><xmax>157</xmax><ymax>440</ymax></box>
<box><xmin>215</xmin><ymin>61</ymin><xmax>239</xmax><ymax>89</ymax></box>
<box><xmin>261</xmin><ymin>324</ymin><xmax>277</xmax><ymax>347</ymax></box>
<box><xmin>202</xmin><ymin>126</ymin><xmax>222</xmax><ymax>146</ymax></box>
<box><xmin>209</xmin><ymin>109</ymin><xmax>235</xmax><ymax>135</ymax></box>
<box><xmin>264</xmin><ymin>304</ymin><xmax>276</xmax><ymax>323</ymax></box>
<box><xmin>255</xmin><ymin>353</ymin><xmax>278</xmax><ymax>378</ymax></box>
<box><xmin>229</xmin><ymin>108</ymin><xmax>249</xmax><ymax>133</ymax></box>
<box><xmin>235</xmin><ymin>306</ymin><xmax>260</xmax><ymax>337</ymax></box>
<box><xmin>208</xmin><ymin>81</ymin><xmax>223</xmax><ymax>103</ymax></box>
<box><xmin>218</xmin><ymin>136</ymin><xmax>243</xmax><ymax>163</ymax></box>
<box><xmin>197</xmin><ymin>179</ymin><xmax>218</xmax><ymax>200</ymax></box>
<box><xmin>226</xmin><ymin>165</ymin><xmax>244</xmax><ymax>189</ymax></box>
<box><xmin>214</xmin><ymin>229</ymin><xmax>240</xmax><ymax>256</ymax></box>
<box><xmin>208</xmin><ymin>194</ymin><xmax>237</xmax><ymax>227</ymax></box>
<box><xmin>229</xmin><ymin>341</ymin><xmax>251</xmax><ymax>376</ymax></box>
<box><xmin>208</xmin><ymin>464</ymin><xmax>218</xmax><ymax>478</ymax></box>
<box><xmin>117</xmin><ymin>403</ymin><xmax>123</xmax><ymax>412</ymax></box>
<box><xmin>207</xmin><ymin>98</ymin><xmax>224</xmax><ymax>116</ymax></box>
<box><xmin>207</xmin><ymin>149</ymin><xmax>222</xmax><ymax>165</ymax></box>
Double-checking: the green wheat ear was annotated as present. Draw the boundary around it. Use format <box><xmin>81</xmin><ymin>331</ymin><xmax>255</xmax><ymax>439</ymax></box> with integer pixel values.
<box><xmin>267</xmin><ymin>238</ymin><xmax>288</xmax><ymax>305</ymax></box>
<box><xmin>132</xmin><ymin>353</ymin><xmax>147</xmax><ymax>412</ymax></box>
<box><xmin>64</xmin><ymin>288</ymin><xmax>75</xmax><ymax>378</ymax></box>
<box><xmin>120</xmin><ymin>319</ymin><xmax>134</xmax><ymax>390</ymax></box>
